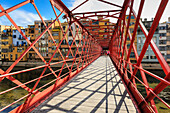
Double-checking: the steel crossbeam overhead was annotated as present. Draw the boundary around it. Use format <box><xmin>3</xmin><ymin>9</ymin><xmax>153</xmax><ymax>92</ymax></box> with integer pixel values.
<box><xmin>0</xmin><ymin>0</ymin><xmax>169</xmax><ymax>113</ymax></box>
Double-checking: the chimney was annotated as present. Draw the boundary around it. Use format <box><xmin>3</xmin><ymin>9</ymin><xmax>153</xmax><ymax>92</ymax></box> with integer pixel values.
<box><xmin>144</xmin><ymin>18</ymin><xmax>147</xmax><ymax>21</ymax></box>
<box><xmin>151</xmin><ymin>18</ymin><xmax>154</xmax><ymax>21</ymax></box>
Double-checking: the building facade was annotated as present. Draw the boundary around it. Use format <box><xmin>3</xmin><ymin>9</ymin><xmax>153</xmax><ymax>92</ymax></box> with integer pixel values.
<box><xmin>0</xmin><ymin>25</ymin><xmax>11</xmax><ymax>61</ymax></box>
<box><xmin>13</xmin><ymin>29</ymin><xmax>29</xmax><ymax>46</ymax></box>
<box><xmin>25</xmin><ymin>25</ymin><xmax>36</xmax><ymax>60</ymax></box>
<box><xmin>166</xmin><ymin>17</ymin><xmax>170</xmax><ymax>62</ymax></box>
<box><xmin>34</xmin><ymin>20</ymin><xmax>55</xmax><ymax>60</ymax></box>
<box><xmin>137</xmin><ymin>18</ymin><xmax>159</xmax><ymax>62</ymax></box>
<box><xmin>159</xmin><ymin>22</ymin><xmax>167</xmax><ymax>60</ymax></box>
<box><xmin>125</xmin><ymin>15</ymin><xmax>137</xmax><ymax>62</ymax></box>
<box><xmin>8</xmin><ymin>46</ymin><xmax>28</xmax><ymax>61</ymax></box>
<box><xmin>34</xmin><ymin>20</ymin><xmax>72</xmax><ymax>61</ymax></box>
<box><xmin>1</xmin><ymin>26</ymin><xmax>14</xmax><ymax>61</ymax></box>
<box><xmin>11</xmin><ymin>29</ymin><xmax>30</xmax><ymax>61</ymax></box>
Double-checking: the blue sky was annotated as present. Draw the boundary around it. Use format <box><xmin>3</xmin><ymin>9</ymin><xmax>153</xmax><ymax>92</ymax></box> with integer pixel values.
<box><xmin>0</xmin><ymin>0</ymin><xmax>75</xmax><ymax>27</ymax></box>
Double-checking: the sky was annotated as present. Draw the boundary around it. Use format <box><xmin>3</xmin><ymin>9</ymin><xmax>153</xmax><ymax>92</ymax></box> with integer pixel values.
<box><xmin>0</xmin><ymin>0</ymin><xmax>170</xmax><ymax>27</ymax></box>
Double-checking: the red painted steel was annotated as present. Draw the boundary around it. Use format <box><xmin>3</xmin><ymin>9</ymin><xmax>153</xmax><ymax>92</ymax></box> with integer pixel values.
<box><xmin>0</xmin><ymin>0</ymin><xmax>169</xmax><ymax>113</ymax></box>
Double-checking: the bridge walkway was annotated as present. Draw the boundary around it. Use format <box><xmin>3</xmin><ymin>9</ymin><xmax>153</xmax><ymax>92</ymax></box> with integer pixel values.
<box><xmin>32</xmin><ymin>56</ymin><xmax>138</xmax><ymax>113</ymax></box>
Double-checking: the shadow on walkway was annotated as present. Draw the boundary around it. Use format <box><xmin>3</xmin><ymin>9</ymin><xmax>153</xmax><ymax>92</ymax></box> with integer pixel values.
<box><xmin>32</xmin><ymin>56</ymin><xmax>137</xmax><ymax>113</ymax></box>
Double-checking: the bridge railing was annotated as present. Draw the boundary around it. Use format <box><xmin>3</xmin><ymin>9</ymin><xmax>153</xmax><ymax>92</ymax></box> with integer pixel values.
<box><xmin>109</xmin><ymin>0</ymin><xmax>170</xmax><ymax>112</ymax></box>
<box><xmin>0</xmin><ymin>0</ymin><xmax>170</xmax><ymax>113</ymax></box>
<box><xmin>0</xmin><ymin>0</ymin><xmax>101</xmax><ymax>112</ymax></box>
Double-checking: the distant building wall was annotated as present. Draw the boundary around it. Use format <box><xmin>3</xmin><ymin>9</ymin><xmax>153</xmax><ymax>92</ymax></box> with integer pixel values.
<box><xmin>137</xmin><ymin>18</ymin><xmax>159</xmax><ymax>62</ymax></box>
<box><xmin>159</xmin><ymin>23</ymin><xmax>167</xmax><ymax>60</ymax></box>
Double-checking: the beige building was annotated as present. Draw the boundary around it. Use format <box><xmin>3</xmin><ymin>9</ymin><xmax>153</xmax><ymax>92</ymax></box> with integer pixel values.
<box><xmin>124</xmin><ymin>15</ymin><xmax>137</xmax><ymax>62</ymax></box>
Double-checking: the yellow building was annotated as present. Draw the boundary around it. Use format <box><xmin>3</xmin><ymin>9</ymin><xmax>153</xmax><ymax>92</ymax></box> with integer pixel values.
<box><xmin>0</xmin><ymin>25</ymin><xmax>12</xmax><ymax>61</ymax></box>
<box><xmin>25</xmin><ymin>25</ymin><xmax>36</xmax><ymax>60</ymax></box>
<box><xmin>1</xmin><ymin>26</ymin><xmax>14</xmax><ymax>61</ymax></box>
<box><xmin>58</xmin><ymin>22</ymin><xmax>76</xmax><ymax>61</ymax></box>
<box><xmin>124</xmin><ymin>15</ymin><xmax>137</xmax><ymax>62</ymax></box>
<box><xmin>50</xmin><ymin>26</ymin><xmax>60</xmax><ymax>61</ymax></box>
<box><xmin>98</xmin><ymin>16</ymin><xmax>110</xmax><ymax>38</ymax></box>
<box><xmin>34</xmin><ymin>20</ymin><xmax>63</xmax><ymax>60</ymax></box>
<box><xmin>8</xmin><ymin>46</ymin><xmax>27</xmax><ymax>61</ymax></box>
<box><xmin>60</xmin><ymin>22</ymin><xmax>68</xmax><ymax>42</ymax></box>
<box><xmin>1</xmin><ymin>25</ymin><xmax>27</xmax><ymax>61</ymax></box>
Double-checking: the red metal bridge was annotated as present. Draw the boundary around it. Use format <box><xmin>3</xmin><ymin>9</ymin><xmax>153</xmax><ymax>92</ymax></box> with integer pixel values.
<box><xmin>0</xmin><ymin>0</ymin><xmax>170</xmax><ymax>113</ymax></box>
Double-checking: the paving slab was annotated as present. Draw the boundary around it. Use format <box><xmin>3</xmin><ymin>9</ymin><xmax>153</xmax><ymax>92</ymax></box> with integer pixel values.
<box><xmin>32</xmin><ymin>56</ymin><xmax>138</xmax><ymax>113</ymax></box>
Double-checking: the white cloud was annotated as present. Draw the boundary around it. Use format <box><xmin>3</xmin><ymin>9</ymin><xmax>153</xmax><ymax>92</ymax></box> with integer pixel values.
<box><xmin>0</xmin><ymin>8</ymin><xmax>47</xmax><ymax>27</ymax></box>
<box><xmin>70</xmin><ymin>0</ymin><xmax>170</xmax><ymax>23</ymax></box>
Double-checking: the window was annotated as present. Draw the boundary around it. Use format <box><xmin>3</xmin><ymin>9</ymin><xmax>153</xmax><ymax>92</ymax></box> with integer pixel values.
<box><xmin>19</xmin><ymin>35</ymin><xmax>22</xmax><ymax>39</ymax></box>
<box><xmin>2</xmin><ymin>41</ymin><xmax>8</xmax><ymax>45</ymax></box>
<box><xmin>69</xmin><ymin>32</ymin><xmax>72</xmax><ymax>36</ymax></box>
<box><xmin>13</xmin><ymin>35</ymin><xmax>16</xmax><ymax>38</ymax></box>
<box><xmin>52</xmin><ymin>46</ymin><xmax>56</xmax><ymax>50</ymax></box>
<box><xmin>61</xmin><ymin>39</ymin><xmax>66</xmax><ymax>45</ymax></box>
<box><xmin>130</xmin><ymin>28</ymin><xmax>134</xmax><ymax>33</ymax></box>
<box><xmin>105</xmin><ymin>28</ymin><xmax>107</xmax><ymax>32</ymax></box>
<box><xmin>76</xmin><ymin>40</ymin><xmax>79</xmax><ymax>45</ymax></box>
<box><xmin>167</xmin><ymin>54</ymin><xmax>170</xmax><ymax>59</ymax></box>
<box><xmin>15</xmin><ymin>54</ymin><xmax>18</xmax><ymax>60</ymax></box>
<box><xmin>159</xmin><ymin>46</ymin><xmax>166</xmax><ymax>51</ymax></box>
<box><xmin>130</xmin><ymin>22</ymin><xmax>135</xmax><ymax>26</ymax></box>
<box><xmin>127</xmin><ymin>44</ymin><xmax>130</xmax><ymax>49</ymax></box>
<box><xmin>152</xmin><ymin>36</ymin><xmax>157</xmax><ymax>43</ymax></box>
<box><xmin>17</xmin><ymin>47</ymin><xmax>22</xmax><ymax>52</ymax></box>
<box><xmin>68</xmin><ymin>40</ymin><xmax>73</xmax><ymax>46</ymax></box>
<box><xmin>10</xmin><ymin>54</ymin><xmax>12</xmax><ymax>61</ymax></box>
<box><xmin>138</xmin><ymin>37</ymin><xmax>141</xmax><ymax>43</ymax></box>
<box><xmin>104</xmin><ymin>35</ymin><xmax>107</xmax><ymax>38</ymax></box>
<box><xmin>92</xmin><ymin>20</ymin><xmax>99</xmax><ymax>25</ymax></box>
<box><xmin>127</xmin><ymin>36</ymin><xmax>130</xmax><ymax>41</ymax></box>
<box><xmin>151</xmin><ymin>55</ymin><xmax>156</xmax><ymax>59</ymax></box>
<box><xmin>130</xmin><ymin>52</ymin><xmax>135</xmax><ymax>58</ymax></box>
<box><xmin>159</xmin><ymin>40</ymin><xmax>166</xmax><ymax>44</ymax></box>
<box><xmin>55</xmin><ymin>39</ymin><xmax>59</xmax><ymax>43</ymax></box>
<box><xmin>2</xmin><ymin>49</ymin><xmax>8</xmax><ymax>53</ymax></box>
<box><xmin>126</xmin><ymin>16</ymin><xmax>135</xmax><ymax>19</ymax></box>
<box><xmin>142</xmin><ymin>37</ymin><xmax>146</xmax><ymax>43</ymax></box>
<box><xmin>139</xmin><ymin>45</ymin><xmax>141</xmax><ymax>50</ymax></box>
<box><xmin>159</xmin><ymin>26</ymin><xmax>166</xmax><ymax>30</ymax></box>
<box><xmin>167</xmin><ymin>45</ymin><xmax>170</xmax><ymax>50</ymax></box>
<box><xmin>143</xmin><ymin>55</ymin><xmax>149</xmax><ymax>59</ymax></box>
<box><xmin>63</xmin><ymin>26</ymin><xmax>66</xmax><ymax>30</ymax></box>
<box><xmin>160</xmin><ymin>33</ymin><xmax>166</xmax><ymax>37</ymax></box>
<box><xmin>52</xmin><ymin>32</ymin><xmax>59</xmax><ymax>36</ymax></box>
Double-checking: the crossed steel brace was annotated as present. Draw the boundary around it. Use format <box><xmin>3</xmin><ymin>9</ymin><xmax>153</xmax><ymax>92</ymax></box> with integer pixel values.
<box><xmin>0</xmin><ymin>0</ymin><xmax>169</xmax><ymax>113</ymax></box>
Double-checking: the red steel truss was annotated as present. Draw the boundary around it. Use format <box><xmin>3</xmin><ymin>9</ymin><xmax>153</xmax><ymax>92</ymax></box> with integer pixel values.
<box><xmin>0</xmin><ymin>0</ymin><xmax>169</xmax><ymax>113</ymax></box>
